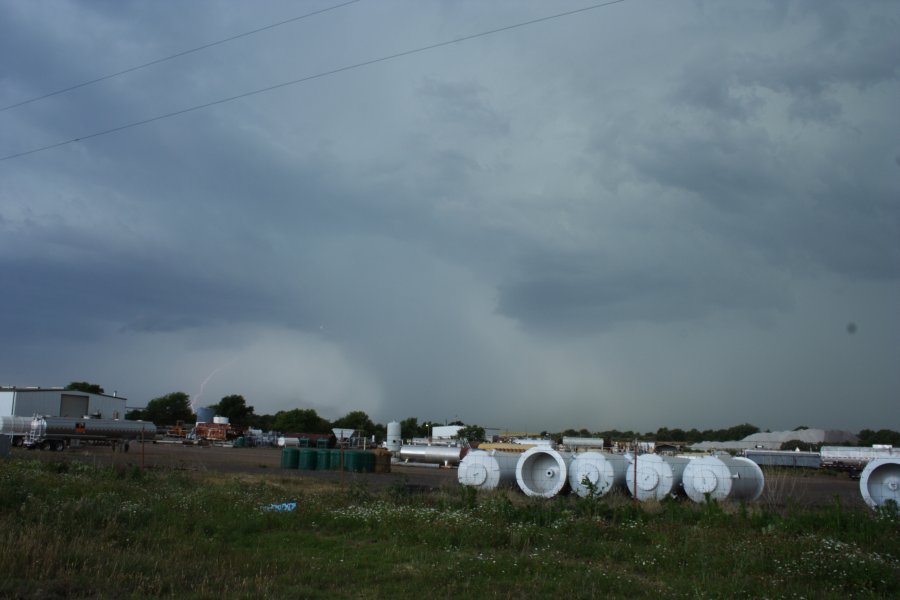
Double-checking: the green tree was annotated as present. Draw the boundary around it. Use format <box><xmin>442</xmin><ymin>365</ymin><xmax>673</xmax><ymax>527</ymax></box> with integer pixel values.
<box><xmin>857</xmin><ymin>428</ymin><xmax>900</xmax><ymax>446</ymax></box>
<box><xmin>272</xmin><ymin>409</ymin><xmax>331</xmax><ymax>434</ymax></box>
<box><xmin>332</xmin><ymin>410</ymin><xmax>376</xmax><ymax>436</ymax></box>
<box><xmin>456</xmin><ymin>424</ymin><xmax>485</xmax><ymax>443</ymax></box>
<box><xmin>400</xmin><ymin>417</ymin><xmax>423</xmax><ymax>440</ymax></box>
<box><xmin>141</xmin><ymin>392</ymin><xmax>193</xmax><ymax>426</ymax></box>
<box><xmin>212</xmin><ymin>394</ymin><xmax>254</xmax><ymax>425</ymax></box>
<box><xmin>65</xmin><ymin>381</ymin><xmax>105</xmax><ymax>394</ymax></box>
<box><xmin>124</xmin><ymin>409</ymin><xmax>145</xmax><ymax>421</ymax></box>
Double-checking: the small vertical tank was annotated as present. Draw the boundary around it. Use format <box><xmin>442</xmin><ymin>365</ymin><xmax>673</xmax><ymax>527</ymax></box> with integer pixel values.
<box><xmin>195</xmin><ymin>407</ymin><xmax>215</xmax><ymax>424</ymax></box>
<box><xmin>386</xmin><ymin>421</ymin><xmax>402</xmax><ymax>453</ymax></box>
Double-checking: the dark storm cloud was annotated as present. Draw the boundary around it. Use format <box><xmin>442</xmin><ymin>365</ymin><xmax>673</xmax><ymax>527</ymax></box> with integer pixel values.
<box><xmin>0</xmin><ymin>1</ymin><xmax>898</xmax><ymax>431</ymax></box>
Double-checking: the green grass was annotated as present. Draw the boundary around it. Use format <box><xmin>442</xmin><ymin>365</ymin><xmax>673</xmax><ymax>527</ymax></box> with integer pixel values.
<box><xmin>0</xmin><ymin>458</ymin><xmax>897</xmax><ymax>599</ymax></box>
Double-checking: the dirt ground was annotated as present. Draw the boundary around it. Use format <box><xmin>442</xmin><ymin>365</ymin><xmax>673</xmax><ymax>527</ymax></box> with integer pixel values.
<box><xmin>7</xmin><ymin>441</ymin><xmax>870</xmax><ymax>509</ymax></box>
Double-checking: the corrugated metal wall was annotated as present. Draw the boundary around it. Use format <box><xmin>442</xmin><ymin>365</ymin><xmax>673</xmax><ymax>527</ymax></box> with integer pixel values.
<box><xmin>5</xmin><ymin>390</ymin><xmax>126</xmax><ymax>419</ymax></box>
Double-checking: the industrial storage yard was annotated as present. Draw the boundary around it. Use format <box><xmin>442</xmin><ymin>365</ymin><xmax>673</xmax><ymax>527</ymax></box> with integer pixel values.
<box><xmin>9</xmin><ymin>441</ymin><xmax>872</xmax><ymax>509</ymax></box>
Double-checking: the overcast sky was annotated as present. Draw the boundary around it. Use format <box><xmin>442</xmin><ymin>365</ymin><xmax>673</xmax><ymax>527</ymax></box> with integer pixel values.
<box><xmin>1</xmin><ymin>0</ymin><xmax>898</xmax><ymax>433</ymax></box>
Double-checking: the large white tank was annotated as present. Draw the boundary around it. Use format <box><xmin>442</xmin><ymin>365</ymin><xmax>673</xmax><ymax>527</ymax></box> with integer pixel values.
<box><xmin>625</xmin><ymin>454</ymin><xmax>690</xmax><ymax>501</ymax></box>
<box><xmin>859</xmin><ymin>458</ymin><xmax>900</xmax><ymax>509</ymax></box>
<box><xmin>568</xmin><ymin>451</ymin><xmax>629</xmax><ymax>497</ymax></box>
<box><xmin>682</xmin><ymin>455</ymin><xmax>765</xmax><ymax>503</ymax></box>
<box><xmin>212</xmin><ymin>416</ymin><xmax>230</xmax><ymax>425</ymax></box>
<box><xmin>386</xmin><ymin>421</ymin><xmax>402</xmax><ymax>453</ymax></box>
<box><xmin>515</xmin><ymin>447</ymin><xmax>573</xmax><ymax>498</ymax></box>
<box><xmin>458</xmin><ymin>450</ymin><xmax>519</xmax><ymax>490</ymax></box>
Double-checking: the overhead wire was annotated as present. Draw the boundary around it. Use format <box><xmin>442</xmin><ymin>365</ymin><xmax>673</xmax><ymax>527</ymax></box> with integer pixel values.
<box><xmin>0</xmin><ymin>0</ymin><xmax>627</xmax><ymax>163</ymax></box>
<box><xmin>0</xmin><ymin>0</ymin><xmax>362</xmax><ymax>112</ymax></box>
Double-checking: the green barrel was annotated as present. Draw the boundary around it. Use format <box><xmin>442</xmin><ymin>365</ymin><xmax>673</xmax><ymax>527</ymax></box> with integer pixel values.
<box><xmin>338</xmin><ymin>449</ymin><xmax>353</xmax><ymax>472</ymax></box>
<box><xmin>360</xmin><ymin>451</ymin><xmax>375</xmax><ymax>473</ymax></box>
<box><xmin>298</xmin><ymin>448</ymin><xmax>318</xmax><ymax>470</ymax></box>
<box><xmin>316</xmin><ymin>438</ymin><xmax>330</xmax><ymax>449</ymax></box>
<box><xmin>297</xmin><ymin>437</ymin><xmax>310</xmax><ymax>448</ymax></box>
<box><xmin>281</xmin><ymin>448</ymin><xmax>300</xmax><ymax>469</ymax></box>
<box><xmin>329</xmin><ymin>449</ymin><xmax>343</xmax><ymax>471</ymax></box>
<box><xmin>316</xmin><ymin>448</ymin><xmax>330</xmax><ymax>470</ymax></box>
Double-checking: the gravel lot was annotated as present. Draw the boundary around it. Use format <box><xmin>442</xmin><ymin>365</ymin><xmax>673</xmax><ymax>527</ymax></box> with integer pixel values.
<box><xmin>8</xmin><ymin>442</ymin><xmax>869</xmax><ymax>509</ymax></box>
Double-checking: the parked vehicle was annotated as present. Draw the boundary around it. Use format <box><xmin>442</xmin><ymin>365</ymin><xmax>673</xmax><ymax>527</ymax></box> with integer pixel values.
<box><xmin>23</xmin><ymin>416</ymin><xmax>156</xmax><ymax>452</ymax></box>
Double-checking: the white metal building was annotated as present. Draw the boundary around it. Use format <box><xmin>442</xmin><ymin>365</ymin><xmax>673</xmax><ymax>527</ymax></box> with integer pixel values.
<box><xmin>0</xmin><ymin>387</ymin><xmax>126</xmax><ymax>419</ymax></box>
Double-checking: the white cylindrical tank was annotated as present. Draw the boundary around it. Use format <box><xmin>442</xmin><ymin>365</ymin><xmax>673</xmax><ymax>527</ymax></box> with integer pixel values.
<box><xmin>859</xmin><ymin>458</ymin><xmax>900</xmax><ymax>509</ymax></box>
<box><xmin>212</xmin><ymin>416</ymin><xmax>230</xmax><ymax>425</ymax></box>
<box><xmin>277</xmin><ymin>437</ymin><xmax>300</xmax><ymax>447</ymax></box>
<box><xmin>568</xmin><ymin>451</ymin><xmax>629</xmax><ymax>497</ymax></box>
<box><xmin>386</xmin><ymin>421</ymin><xmax>402</xmax><ymax>453</ymax></box>
<box><xmin>625</xmin><ymin>454</ymin><xmax>690</xmax><ymax>501</ymax></box>
<box><xmin>682</xmin><ymin>455</ymin><xmax>765</xmax><ymax>503</ymax></box>
<box><xmin>562</xmin><ymin>437</ymin><xmax>605</xmax><ymax>449</ymax></box>
<box><xmin>515</xmin><ymin>447</ymin><xmax>573</xmax><ymax>498</ymax></box>
<box><xmin>458</xmin><ymin>450</ymin><xmax>519</xmax><ymax>490</ymax></box>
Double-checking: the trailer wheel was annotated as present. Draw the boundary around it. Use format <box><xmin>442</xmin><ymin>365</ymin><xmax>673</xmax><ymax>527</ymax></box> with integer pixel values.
<box><xmin>52</xmin><ymin>440</ymin><xmax>65</xmax><ymax>452</ymax></box>
<box><xmin>40</xmin><ymin>441</ymin><xmax>52</xmax><ymax>451</ymax></box>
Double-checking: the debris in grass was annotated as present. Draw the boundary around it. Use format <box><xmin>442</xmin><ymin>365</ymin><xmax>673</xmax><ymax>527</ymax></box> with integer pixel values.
<box><xmin>262</xmin><ymin>502</ymin><xmax>297</xmax><ymax>512</ymax></box>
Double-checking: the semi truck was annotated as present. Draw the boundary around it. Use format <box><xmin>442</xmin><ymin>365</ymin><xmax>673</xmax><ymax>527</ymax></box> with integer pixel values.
<box><xmin>23</xmin><ymin>416</ymin><xmax>156</xmax><ymax>452</ymax></box>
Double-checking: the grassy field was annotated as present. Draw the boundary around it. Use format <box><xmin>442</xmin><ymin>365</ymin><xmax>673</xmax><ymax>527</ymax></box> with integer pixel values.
<box><xmin>0</xmin><ymin>458</ymin><xmax>897</xmax><ymax>599</ymax></box>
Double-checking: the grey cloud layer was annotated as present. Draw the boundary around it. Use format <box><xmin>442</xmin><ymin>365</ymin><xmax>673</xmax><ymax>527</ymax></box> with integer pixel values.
<box><xmin>1</xmin><ymin>0</ymin><xmax>897</xmax><ymax>431</ymax></box>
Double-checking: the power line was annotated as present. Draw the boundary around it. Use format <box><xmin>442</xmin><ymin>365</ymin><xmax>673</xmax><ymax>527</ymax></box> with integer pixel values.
<box><xmin>0</xmin><ymin>1</ymin><xmax>627</xmax><ymax>163</ymax></box>
<box><xmin>0</xmin><ymin>0</ymin><xmax>362</xmax><ymax>113</ymax></box>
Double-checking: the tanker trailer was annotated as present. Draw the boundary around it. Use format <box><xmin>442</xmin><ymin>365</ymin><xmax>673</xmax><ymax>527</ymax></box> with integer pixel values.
<box><xmin>24</xmin><ymin>416</ymin><xmax>157</xmax><ymax>452</ymax></box>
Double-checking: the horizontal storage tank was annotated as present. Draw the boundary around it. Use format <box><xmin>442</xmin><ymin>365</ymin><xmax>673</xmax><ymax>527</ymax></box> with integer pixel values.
<box><xmin>34</xmin><ymin>416</ymin><xmax>156</xmax><ymax>440</ymax></box>
<box><xmin>0</xmin><ymin>416</ymin><xmax>31</xmax><ymax>436</ymax></box>
<box><xmin>859</xmin><ymin>458</ymin><xmax>900</xmax><ymax>509</ymax></box>
<box><xmin>562</xmin><ymin>437</ymin><xmax>605</xmax><ymax>449</ymax></box>
<box><xmin>458</xmin><ymin>450</ymin><xmax>519</xmax><ymax>490</ymax></box>
<box><xmin>625</xmin><ymin>454</ymin><xmax>690</xmax><ymax>501</ymax></box>
<box><xmin>399</xmin><ymin>445</ymin><xmax>465</xmax><ymax>466</ymax></box>
<box><xmin>277</xmin><ymin>437</ymin><xmax>300</xmax><ymax>447</ymax></box>
<box><xmin>682</xmin><ymin>455</ymin><xmax>765</xmax><ymax>503</ymax></box>
<box><xmin>568</xmin><ymin>451</ymin><xmax>629</xmax><ymax>497</ymax></box>
<box><xmin>515</xmin><ymin>447</ymin><xmax>573</xmax><ymax>498</ymax></box>
<box><xmin>742</xmin><ymin>449</ymin><xmax>821</xmax><ymax>469</ymax></box>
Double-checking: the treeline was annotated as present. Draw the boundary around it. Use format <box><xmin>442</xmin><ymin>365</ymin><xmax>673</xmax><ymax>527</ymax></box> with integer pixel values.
<box><xmin>77</xmin><ymin>383</ymin><xmax>899</xmax><ymax>447</ymax></box>
<box><xmin>553</xmin><ymin>423</ymin><xmax>762</xmax><ymax>444</ymax></box>
<box><xmin>122</xmin><ymin>390</ymin><xmax>480</xmax><ymax>441</ymax></box>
